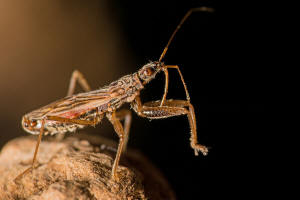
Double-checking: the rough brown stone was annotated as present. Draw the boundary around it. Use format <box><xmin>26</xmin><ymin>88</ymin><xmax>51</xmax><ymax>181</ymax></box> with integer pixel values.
<box><xmin>0</xmin><ymin>135</ymin><xmax>176</xmax><ymax>200</ymax></box>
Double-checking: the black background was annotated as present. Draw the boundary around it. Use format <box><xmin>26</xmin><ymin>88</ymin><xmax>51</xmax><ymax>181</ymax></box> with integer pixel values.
<box><xmin>112</xmin><ymin>0</ymin><xmax>266</xmax><ymax>199</ymax></box>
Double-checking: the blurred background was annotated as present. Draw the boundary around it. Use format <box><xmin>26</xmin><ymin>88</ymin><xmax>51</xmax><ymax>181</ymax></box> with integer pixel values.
<box><xmin>0</xmin><ymin>0</ymin><xmax>266</xmax><ymax>199</ymax></box>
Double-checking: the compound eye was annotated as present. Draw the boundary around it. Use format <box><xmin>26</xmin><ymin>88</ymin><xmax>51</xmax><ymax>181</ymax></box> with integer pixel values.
<box><xmin>144</xmin><ymin>67</ymin><xmax>155</xmax><ymax>76</ymax></box>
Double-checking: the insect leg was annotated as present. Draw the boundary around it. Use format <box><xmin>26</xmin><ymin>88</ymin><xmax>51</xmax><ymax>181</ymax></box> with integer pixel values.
<box><xmin>56</xmin><ymin>70</ymin><xmax>92</xmax><ymax>140</ymax></box>
<box><xmin>14</xmin><ymin>120</ymin><xmax>45</xmax><ymax>182</ymax></box>
<box><xmin>115</xmin><ymin>109</ymin><xmax>132</xmax><ymax>152</ymax></box>
<box><xmin>132</xmin><ymin>97</ymin><xmax>208</xmax><ymax>156</ymax></box>
<box><xmin>160</xmin><ymin>65</ymin><xmax>190</xmax><ymax>106</ymax></box>
<box><xmin>47</xmin><ymin>115</ymin><xmax>103</xmax><ymax>126</ymax></box>
<box><xmin>52</xmin><ymin>110</ymin><xmax>99</xmax><ymax>141</ymax></box>
<box><xmin>106</xmin><ymin>112</ymin><xmax>127</xmax><ymax>180</ymax></box>
<box><xmin>67</xmin><ymin>70</ymin><xmax>91</xmax><ymax>96</ymax></box>
<box><xmin>160</xmin><ymin>67</ymin><xmax>169</xmax><ymax>106</ymax></box>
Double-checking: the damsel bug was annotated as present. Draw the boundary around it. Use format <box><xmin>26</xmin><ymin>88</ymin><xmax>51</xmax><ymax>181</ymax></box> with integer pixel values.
<box><xmin>15</xmin><ymin>7</ymin><xmax>214</xmax><ymax>181</ymax></box>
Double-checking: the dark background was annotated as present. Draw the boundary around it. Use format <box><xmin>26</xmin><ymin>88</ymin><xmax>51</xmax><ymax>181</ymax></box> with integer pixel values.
<box><xmin>0</xmin><ymin>0</ymin><xmax>266</xmax><ymax>199</ymax></box>
<box><xmin>115</xmin><ymin>1</ymin><xmax>266</xmax><ymax>199</ymax></box>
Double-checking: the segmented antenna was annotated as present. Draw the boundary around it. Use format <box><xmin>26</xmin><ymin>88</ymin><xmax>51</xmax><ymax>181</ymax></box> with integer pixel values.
<box><xmin>158</xmin><ymin>7</ymin><xmax>214</xmax><ymax>62</ymax></box>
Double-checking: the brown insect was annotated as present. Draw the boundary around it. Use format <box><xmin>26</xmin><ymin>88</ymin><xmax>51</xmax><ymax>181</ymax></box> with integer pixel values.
<box><xmin>15</xmin><ymin>7</ymin><xmax>213</xmax><ymax>182</ymax></box>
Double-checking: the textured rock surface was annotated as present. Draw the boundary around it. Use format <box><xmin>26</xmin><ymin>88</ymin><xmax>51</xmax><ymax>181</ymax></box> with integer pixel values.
<box><xmin>0</xmin><ymin>135</ymin><xmax>176</xmax><ymax>200</ymax></box>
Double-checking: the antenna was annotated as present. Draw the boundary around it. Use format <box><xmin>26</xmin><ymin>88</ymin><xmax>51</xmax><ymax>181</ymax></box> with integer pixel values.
<box><xmin>158</xmin><ymin>7</ymin><xmax>214</xmax><ymax>62</ymax></box>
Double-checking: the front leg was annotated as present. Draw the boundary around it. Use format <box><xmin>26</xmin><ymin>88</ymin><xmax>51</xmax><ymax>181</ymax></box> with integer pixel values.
<box><xmin>132</xmin><ymin>96</ymin><xmax>208</xmax><ymax>156</ymax></box>
<box><xmin>160</xmin><ymin>65</ymin><xmax>191</xmax><ymax>106</ymax></box>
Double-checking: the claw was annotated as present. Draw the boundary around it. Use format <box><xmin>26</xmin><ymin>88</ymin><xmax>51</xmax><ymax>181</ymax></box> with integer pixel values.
<box><xmin>111</xmin><ymin>171</ymin><xmax>120</xmax><ymax>182</ymax></box>
<box><xmin>192</xmin><ymin>144</ymin><xmax>208</xmax><ymax>156</ymax></box>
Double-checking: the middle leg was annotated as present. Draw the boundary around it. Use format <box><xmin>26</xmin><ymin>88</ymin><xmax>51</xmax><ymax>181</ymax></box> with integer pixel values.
<box><xmin>106</xmin><ymin>111</ymin><xmax>128</xmax><ymax>180</ymax></box>
<box><xmin>115</xmin><ymin>109</ymin><xmax>132</xmax><ymax>152</ymax></box>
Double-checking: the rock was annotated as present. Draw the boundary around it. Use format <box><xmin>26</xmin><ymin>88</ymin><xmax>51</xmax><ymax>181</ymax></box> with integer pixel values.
<box><xmin>0</xmin><ymin>135</ymin><xmax>176</xmax><ymax>200</ymax></box>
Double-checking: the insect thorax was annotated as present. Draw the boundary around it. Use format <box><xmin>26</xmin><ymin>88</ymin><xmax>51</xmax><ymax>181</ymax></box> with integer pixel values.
<box><xmin>105</xmin><ymin>73</ymin><xmax>144</xmax><ymax>110</ymax></box>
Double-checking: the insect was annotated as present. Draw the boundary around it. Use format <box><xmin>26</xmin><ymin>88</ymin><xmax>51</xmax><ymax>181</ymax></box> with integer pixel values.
<box><xmin>15</xmin><ymin>7</ymin><xmax>213</xmax><ymax>182</ymax></box>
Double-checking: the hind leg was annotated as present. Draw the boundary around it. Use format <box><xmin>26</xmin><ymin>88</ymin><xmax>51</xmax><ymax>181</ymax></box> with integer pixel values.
<box><xmin>67</xmin><ymin>70</ymin><xmax>91</xmax><ymax>96</ymax></box>
<box><xmin>56</xmin><ymin>70</ymin><xmax>93</xmax><ymax>140</ymax></box>
<box><xmin>14</xmin><ymin>120</ymin><xmax>45</xmax><ymax>182</ymax></box>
